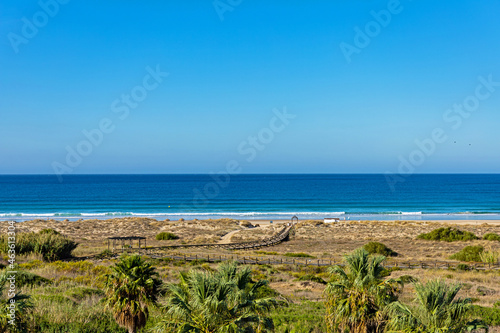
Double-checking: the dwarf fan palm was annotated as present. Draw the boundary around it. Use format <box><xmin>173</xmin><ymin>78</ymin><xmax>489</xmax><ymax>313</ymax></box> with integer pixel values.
<box><xmin>153</xmin><ymin>261</ymin><xmax>281</xmax><ymax>333</ymax></box>
<box><xmin>386</xmin><ymin>279</ymin><xmax>487</xmax><ymax>333</ymax></box>
<box><xmin>104</xmin><ymin>254</ymin><xmax>163</xmax><ymax>333</ymax></box>
<box><xmin>324</xmin><ymin>248</ymin><xmax>403</xmax><ymax>333</ymax></box>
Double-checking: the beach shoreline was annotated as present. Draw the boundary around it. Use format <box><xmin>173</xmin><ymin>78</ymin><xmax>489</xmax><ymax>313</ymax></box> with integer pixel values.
<box><xmin>3</xmin><ymin>217</ymin><xmax>500</xmax><ymax>226</ymax></box>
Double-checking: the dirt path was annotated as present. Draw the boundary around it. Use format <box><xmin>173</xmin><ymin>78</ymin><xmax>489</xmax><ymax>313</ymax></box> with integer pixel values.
<box><xmin>219</xmin><ymin>229</ymin><xmax>241</xmax><ymax>244</ymax></box>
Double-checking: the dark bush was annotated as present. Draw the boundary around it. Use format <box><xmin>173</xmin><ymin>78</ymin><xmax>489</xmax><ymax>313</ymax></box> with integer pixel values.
<box><xmin>39</xmin><ymin>229</ymin><xmax>60</xmax><ymax>235</ymax></box>
<box><xmin>95</xmin><ymin>249</ymin><xmax>114</xmax><ymax>259</ymax></box>
<box><xmin>483</xmin><ymin>233</ymin><xmax>500</xmax><ymax>241</ymax></box>
<box><xmin>0</xmin><ymin>231</ymin><xmax>78</xmax><ymax>261</ymax></box>
<box><xmin>156</xmin><ymin>232</ymin><xmax>179</xmax><ymax>240</ymax></box>
<box><xmin>417</xmin><ymin>227</ymin><xmax>478</xmax><ymax>242</ymax></box>
<box><xmin>449</xmin><ymin>245</ymin><xmax>484</xmax><ymax>262</ymax></box>
<box><xmin>363</xmin><ymin>241</ymin><xmax>398</xmax><ymax>257</ymax></box>
<box><xmin>1</xmin><ymin>270</ymin><xmax>51</xmax><ymax>287</ymax></box>
<box><xmin>284</xmin><ymin>252</ymin><xmax>315</xmax><ymax>258</ymax></box>
<box><xmin>456</xmin><ymin>263</ymin><xmax>471</xmax><ymax>271</ymax></box>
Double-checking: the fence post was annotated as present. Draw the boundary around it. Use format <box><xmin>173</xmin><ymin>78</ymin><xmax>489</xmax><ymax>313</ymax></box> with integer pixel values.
<box><xmin>207</xmin><ymin>254</ymin><xmax>210</xmax><ymax>263</ymax></box>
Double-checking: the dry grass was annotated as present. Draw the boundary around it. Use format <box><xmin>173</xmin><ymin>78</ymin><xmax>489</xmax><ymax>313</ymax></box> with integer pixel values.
<box><xmin>390</xmin><ymin>268</ymin><xmax>500</xmax><ymax>307</ymax></box>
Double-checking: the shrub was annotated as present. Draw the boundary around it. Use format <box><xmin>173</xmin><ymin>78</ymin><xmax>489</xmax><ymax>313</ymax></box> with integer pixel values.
<box><xmin>0</xmin><ymin>232</ymin><xmax>78</xmax><ymax>261</ymax></box>
<box><xmin>456</xmin><ymin>263</ymin><xmax>471</xmax><ymax>271</ymax></box>
<box><xmin>295</xmin><ymin>274</ymin><xmax>327</xmax><ymax>284</ymax></box>
<box><xmin>363</xmin><ymin>241</ymin><xmax>398</xmax><ymax>257</ymax></box>
<box><xmin>449</xmin><ymin>245</ymin><xmax>484</xmax><ymax>262</ymax></box>
<box><xmin>255</xmin><ymin>251</ymin><xmax>278</xmax><ymax>256</ymax></box>
<box><xmin>417</xmin><ymin>227</ymin><xmax>478</xmax><ymax>242</ymax></box>
<box><xmin>284</xmin><ymin>252</ymin><xmax>315</xmax><ymax>258</ymax></box>
<box><xmin>483</xmin><ymin>233</ymin><xmax>500</xmax><ymax>241</ymax></box>
<box><xmin>470</xmin><ymin>305</ymin><xmax>500</xmax><ymax>325</ymax></box>
<box><xmin>39</xmin><ymin>229</ymin><xmax>60</xmax><ymax>235</ymax></box>
<box><xmin>379</xmin><ymin>266</ymin><xmax>403</xmax><ymax>277</ymax></box>
<box><xmin>479</xmin><ymin>249</ymin><xmax>499</xmax><ymax>264</ymax></box>
<box><xmin>156</xmin><ymin>232</ymin><xmax>179</xmax><ymax>240</ymax></box>
<box><xmin>1</xmin><ymin>269</ymin><xmax>51</xmax><ymax>287</ymax></box>
<box><xmin>239</xmin><ymin>220</ymin><xmax>253</xmax><ymax>227</ymax></box>
<box><xmin>95</xmin><ymin>249</ymin><xmax>114</xmax><ymax>260</ymax></box>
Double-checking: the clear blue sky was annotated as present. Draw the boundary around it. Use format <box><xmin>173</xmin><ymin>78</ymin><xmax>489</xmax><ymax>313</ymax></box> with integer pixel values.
<box><xmin>1</xmin><ymin>1</ymin><xmax>499</xmax><ymax>174</ymax></box>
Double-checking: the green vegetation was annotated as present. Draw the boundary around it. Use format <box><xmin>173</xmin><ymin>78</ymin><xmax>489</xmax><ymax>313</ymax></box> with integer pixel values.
<box><xmin>0</xmin><ymin>247</ymin><xmax>498</xmax><ymax>332</ymax></box>
<box><xmin>363</xmin><ymin>241</ymin><xmax>398</xmax><ymax>257</ymax></box>
<box><xmin>271</xmin><ymin>301</ymin><xmax>326</xmax><ymax>333</ymax></box>
<box><xmin>0</xmin><ymin>273</ymin><xmax>33</xmax><ymax>332</ymax></box>
<box><xmin>154</xmin><ymin>261</ymin><xmax>282</xmax><ymax>332</ymax></box>
<box><xmin>284</xmin><ymin>252</ymin><xmax>315</xmax><ymax>258</ymax></box>
<box><xmin>387</xmin><ymin>280</ymin><xmax>486</xmax><ymax>332</ymax></box>
<box><xmin>295</xmin><ymin>274</ymin><xmax>327</xmax><ymax>284</ymax></box>
<box><xmin>95</xmin><ymin>249</ymin><xmax>114</xmax><ymax>259</ymax></box>
<box><xmin>471</xmin><ymin>306</ymin><xmax>500</xmax><ymax>326</ymax></box>
<box><xmin>324</xmin><ymin>248</ymin><xmax>403</xmax><ymax>332</ymax></box>
<box><xmin>450</xmin><ymin>245</ymin><xmax>484</xmax><ymax>262</ymax></box>
<box><xmin>38</xmin><ymin>229</ymin><xmax>60</xmax><ymax>235</ymax></box>
<box><xmin>155</xmin><ymin>232</ymin><xmax>179</xmax><ymax>240</ymax></box>
<box><xmin>0</xmin><ymin>230</ymin><xmax>78</xmax><ymax>261</ymax></box>
<box><xmin>479</xmin><ymin>249</ymin><xmax>499</xmax><ymax>264</ymax></box>
<box><xmin>483</xmin><ymin>232</ymin><xmax>500</xmax><ymax>241</ymax></box>
<box><xmin>104</xmin><ymin>254</ymin><xmax>164</xmax><ymax>333</ymax></box>
<box><xmin>255</xmin><ymin>250</ymin><xmax>278</xmax><ymax>255</ymax></box>
<box><xmin>2</xmin><ymin>269</ymin><xmax>51</xmax><ymax>288</ymax></box>
<box><xmin>417</xmin><ymin>227</ymin><xmax>478</xmax><ymax>242</ymax></box>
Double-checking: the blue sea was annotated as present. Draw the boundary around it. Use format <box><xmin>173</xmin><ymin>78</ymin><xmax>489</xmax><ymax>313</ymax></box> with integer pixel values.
<box><xmin>0</xmin><ymin>174</ymin><xmax>500</xmax><ymax>221</ymax></box>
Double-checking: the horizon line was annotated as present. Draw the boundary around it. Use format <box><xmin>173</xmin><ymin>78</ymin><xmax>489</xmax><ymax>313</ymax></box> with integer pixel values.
<box><xmin>1</xmin><ymin>172</ymin><xmax>500</xmax><ymax>176</ymax></box>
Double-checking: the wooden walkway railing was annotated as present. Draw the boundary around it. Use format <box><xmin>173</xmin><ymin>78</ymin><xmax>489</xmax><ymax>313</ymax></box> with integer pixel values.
<box><xmin>105</xmin><ymin>220</ymin><xmax>499</xmax><ymax>271</ymax></box>
<box><xmin>142</xmin><ymin>252</ymin><xmax>500</xmax><ymax>271</ymax></box>
<box><xmin>111</xmin><ymin>224</ymin><xmax>295</xmax><ymax>253</ymax></box>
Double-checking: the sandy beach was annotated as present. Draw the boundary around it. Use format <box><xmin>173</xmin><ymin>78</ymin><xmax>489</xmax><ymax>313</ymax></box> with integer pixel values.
<box><xmin>2</xmin><ymin>217</ymin><xmax>499</xmax><ymax>261</ymax></box>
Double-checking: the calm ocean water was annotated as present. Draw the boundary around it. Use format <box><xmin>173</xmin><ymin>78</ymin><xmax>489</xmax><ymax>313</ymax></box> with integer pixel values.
<box><xmin>0</xmin><ymin>174</ymin><xmax>499</xmax><ymax>221</ymax></box>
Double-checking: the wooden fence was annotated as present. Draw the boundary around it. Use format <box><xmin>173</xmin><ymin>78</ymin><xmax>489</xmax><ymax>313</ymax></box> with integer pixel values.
<box><xmin>140</xmin><ymin>252</ymin><xmax>500</xmax><ymax>271</ymax></box>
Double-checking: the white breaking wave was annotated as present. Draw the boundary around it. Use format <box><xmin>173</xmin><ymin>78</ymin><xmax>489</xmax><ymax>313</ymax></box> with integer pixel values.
<box><xmin>0</xmin><ymin>211</ymin><xmax>346</xmax><ymax>218</ymax></box>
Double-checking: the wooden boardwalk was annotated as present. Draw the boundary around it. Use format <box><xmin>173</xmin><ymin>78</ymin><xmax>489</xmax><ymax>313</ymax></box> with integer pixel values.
<box><xmin>144</xmin><ymin>224</ymin><xmax>294</xmax><ymax>251</ymax></box>
<box><xmin>105</xmin><ymin>218</ymin><xmax>499</xmax><ymax>271</ymax></box>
